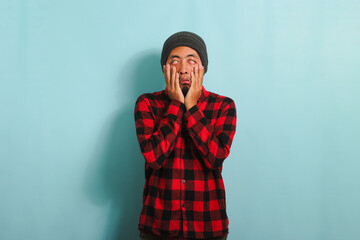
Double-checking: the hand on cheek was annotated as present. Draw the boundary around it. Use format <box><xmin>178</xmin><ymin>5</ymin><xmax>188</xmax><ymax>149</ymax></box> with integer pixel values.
<box><xmin>164</xmin><ymin>64</ymin><xmax>184</xmax><ymax>103</ymax></box>
<box><xmin>185</xmin><ymin>65</ymin><xmax>204</xmax><ymax>110</ymax></box>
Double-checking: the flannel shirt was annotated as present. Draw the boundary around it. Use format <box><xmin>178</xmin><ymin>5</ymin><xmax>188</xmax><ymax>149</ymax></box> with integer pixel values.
<box><xmin>134</xmin><ymin>86</ymin><xmax>236</xmax><ymax>239</ymax></box>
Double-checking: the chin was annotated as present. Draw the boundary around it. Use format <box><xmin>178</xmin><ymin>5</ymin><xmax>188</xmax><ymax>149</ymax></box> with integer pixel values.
<box><xmin>181</xmin><ymin>87</ymin><xmax>189</xmax><ymax>96</ymax></box>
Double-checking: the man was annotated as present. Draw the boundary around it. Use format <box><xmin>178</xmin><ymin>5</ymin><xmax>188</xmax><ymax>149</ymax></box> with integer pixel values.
<box><xmin>134</xmin><ymin>31</ymin><xmax>236</xmax><ymax>240</ymax></box>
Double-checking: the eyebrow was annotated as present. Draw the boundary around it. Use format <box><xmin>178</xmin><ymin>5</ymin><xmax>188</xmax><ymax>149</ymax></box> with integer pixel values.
<box><xmin>168</xmin><ymin>54</ymin><xmax>197</xmax><ymax>59</ymax></box>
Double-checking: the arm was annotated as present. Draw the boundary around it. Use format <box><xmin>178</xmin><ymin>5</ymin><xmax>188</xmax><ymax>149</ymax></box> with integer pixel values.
<box><xmin>134</xmin><ymin>64</ymin><xmax>186</xmax><ymax>170</ymax></box>
<box><xmin>183</xmin><ymin>98</ymin><xmax>237</xmax><ymax>169</ymax></box>
<box><xmin>134</xmin><ymin>95</ymin><xmax>186</xmax><ymax>170</ymax></box>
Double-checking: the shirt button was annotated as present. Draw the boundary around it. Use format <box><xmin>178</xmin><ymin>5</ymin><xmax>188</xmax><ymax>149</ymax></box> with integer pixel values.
<box><xmin>182</xmin><ymin>203</ymin><xmax>185</xmax><ymax>207</ymax></box>
<box><xmin>182</xmin><ymin>179</ymin><xmax>186</xmax><ymax>184</ymax></box>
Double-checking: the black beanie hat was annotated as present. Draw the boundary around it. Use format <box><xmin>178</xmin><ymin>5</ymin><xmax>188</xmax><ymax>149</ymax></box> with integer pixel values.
<box><xmin>161</xmin><ymin>31</ymin><xmax>208</xmax><ymax>74</ymax></box>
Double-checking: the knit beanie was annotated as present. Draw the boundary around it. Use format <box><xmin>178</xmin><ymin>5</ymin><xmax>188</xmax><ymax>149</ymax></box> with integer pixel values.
<box><xmin>161</xmin><ymin>31</ymin><xmax>208</xmax><ymax>74</ymax></box>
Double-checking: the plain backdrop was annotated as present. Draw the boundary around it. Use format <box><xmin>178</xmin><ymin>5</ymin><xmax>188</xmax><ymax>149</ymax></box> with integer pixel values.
<box><xmin>1</xmin><ymin>0</ymin><xmax>360</xmax><ymax>239</ymax></box>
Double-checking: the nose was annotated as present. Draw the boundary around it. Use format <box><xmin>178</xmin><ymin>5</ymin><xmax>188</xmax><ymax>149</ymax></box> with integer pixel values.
<box><xmin>179</xmin><ymin>62</ymin><xmax>190</xmax><ymax>75</ymax></box>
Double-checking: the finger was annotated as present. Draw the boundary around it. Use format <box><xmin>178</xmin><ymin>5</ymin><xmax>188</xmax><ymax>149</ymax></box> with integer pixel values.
<box><xmin>199</xmin><ymin>65</ymin><xmax>204</xmax><ymax>87</ymax></box>
<box><xmin>165</xmin><ymin>64</ymin><xmax>170</xmax><ymax>87</ymax></box>
<box><xmin>190</xmin><ymin>71</ymin><xmax>195</xmax><ymax>89</ymax></box>
<box><xmin>175</xmin><ymin>72</ymin><xmax>181</xmax><ymax>90</ymax></box>
<box><xmin>163</xmin><ymin>65</ymin><xmax>168</xmax><ymax>85</ymax></box>
<box><xmin>171</xmin><ymin>66</ymin><xmax>176</xmax><ymax>89</ymax></box>
<box><xmin>164</xmin><ymin>65</ymin><xmax>168</xmax><ymax>88</ymax></box>
<box><xmin>194</xmin><ymin>65</ymin><xmax>199</xmax><ymax>87</ymax></box>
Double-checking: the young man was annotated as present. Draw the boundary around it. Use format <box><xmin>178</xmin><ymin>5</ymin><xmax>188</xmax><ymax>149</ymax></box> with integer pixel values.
<box><xmin>134</xmin><ymin>31</ymin><xmax>237</xmax><ymax>240</ymax></box>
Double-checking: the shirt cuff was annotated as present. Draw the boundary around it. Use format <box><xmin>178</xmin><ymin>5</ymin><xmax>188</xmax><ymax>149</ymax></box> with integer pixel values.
<box><xmin>166</xmin><ymin>99</ymin><xmax>186</xmax><ymax>121</ymax></box>
<box><xmin>183</xmin><ymin>105</ymin><xmax>207</xmax><ymax>129</ymax></box>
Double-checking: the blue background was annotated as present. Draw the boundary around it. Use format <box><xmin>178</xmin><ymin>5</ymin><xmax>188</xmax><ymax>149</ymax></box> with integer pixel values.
<box><xmin>1</xmin><ymin>0</ymin><xmax>360</xmax><ymax>239</ymax></box>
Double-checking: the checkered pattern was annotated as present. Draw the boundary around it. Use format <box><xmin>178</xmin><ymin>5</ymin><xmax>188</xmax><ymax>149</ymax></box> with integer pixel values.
<box><xmin>134</xmin><ymin>86</ymin><xmax>236</xmax><ymax>239</ymax></box>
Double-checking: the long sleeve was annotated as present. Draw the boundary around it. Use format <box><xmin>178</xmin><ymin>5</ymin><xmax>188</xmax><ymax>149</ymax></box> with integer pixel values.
<box><xmin>183</xmin><ymin>98</ymin><xmax>236</xmax><ymax>169</ymax></box>
<box><xmin>134</xmin><ymin>94</ymin><xmax>186</xmax><ymax>170</ymax></box>
<box><xmin>137</xmin><ymin>89</ymin><xmax>232</xmax><ymax>239</ymax></box>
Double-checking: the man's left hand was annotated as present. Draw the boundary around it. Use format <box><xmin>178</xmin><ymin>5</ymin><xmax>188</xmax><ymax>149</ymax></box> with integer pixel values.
<box><xmin>184</xmin><ymin>65</ymin><xmax>204</xmax><ymax>110</ymax></box>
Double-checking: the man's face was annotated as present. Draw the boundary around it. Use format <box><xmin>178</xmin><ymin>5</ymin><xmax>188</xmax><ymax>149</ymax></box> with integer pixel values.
<box><xmin>166</xmin><ymin>46</ymin><xmax>203</xmax><ymax>96</ymax></box>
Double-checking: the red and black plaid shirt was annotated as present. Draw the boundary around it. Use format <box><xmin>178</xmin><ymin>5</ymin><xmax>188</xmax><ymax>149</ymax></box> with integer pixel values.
<box><xmin>134</xmin><ymin>86</ymin><xmax>236</xmax><ymax>239</ymax></box>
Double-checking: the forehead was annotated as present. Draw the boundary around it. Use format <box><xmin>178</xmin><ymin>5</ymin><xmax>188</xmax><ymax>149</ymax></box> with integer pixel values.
<box><xmin>168</xmin><ymin>46</ymin><xmax>200</xmax><ymax>58</ymax></box>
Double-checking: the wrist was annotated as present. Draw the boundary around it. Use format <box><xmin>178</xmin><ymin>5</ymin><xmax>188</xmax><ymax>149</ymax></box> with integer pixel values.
<box><xmin>185</xmin><ymin>101</ymin><xmax>196</xmax><ymax>110</ymax></box>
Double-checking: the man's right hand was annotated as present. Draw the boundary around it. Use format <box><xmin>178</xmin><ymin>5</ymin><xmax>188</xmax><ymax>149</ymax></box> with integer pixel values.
<box><xmin>164</xmin><ymin>64</ymin><xmax>184</xmax><ymax>103</ymax></box>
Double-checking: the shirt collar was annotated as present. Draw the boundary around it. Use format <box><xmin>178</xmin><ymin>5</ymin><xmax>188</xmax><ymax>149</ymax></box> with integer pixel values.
<box><xmin>165</xmin><ymin>86</ymin><xmax>209</xmax><ymax>102</ymax></box>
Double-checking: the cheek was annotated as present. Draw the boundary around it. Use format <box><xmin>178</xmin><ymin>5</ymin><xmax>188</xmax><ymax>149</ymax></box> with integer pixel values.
<box><xmin>191</xmin><ymin>63</ymin><xmax>199</xmax><ymax>72</ymax></box>
<box><xmin>169</xmin><ymin>64</ymin><xmax>179</xmax><ymax>72</ymax></box>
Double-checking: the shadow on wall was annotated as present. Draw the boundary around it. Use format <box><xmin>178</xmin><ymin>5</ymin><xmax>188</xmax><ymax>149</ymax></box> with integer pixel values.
<box><xmin>84</xmin><ymin>50</ymin><xmax>164</xmax><ymax>240</ymax></box>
